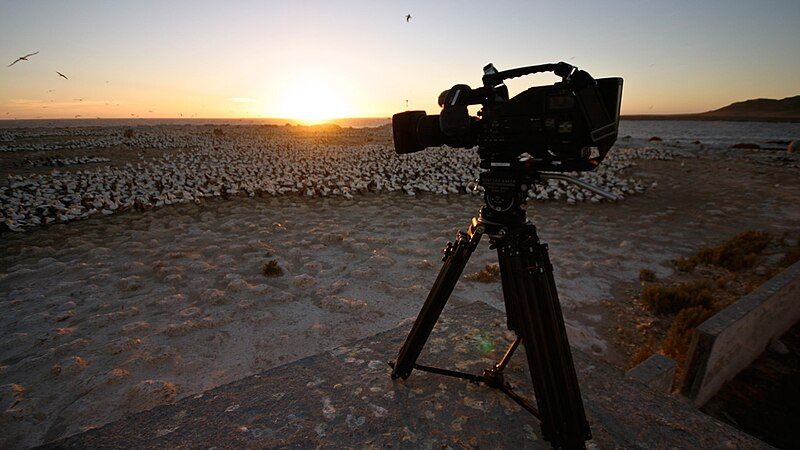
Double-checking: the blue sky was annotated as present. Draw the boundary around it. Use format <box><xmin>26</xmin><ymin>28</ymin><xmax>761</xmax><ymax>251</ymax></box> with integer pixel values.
<box><xmin>1</xmin><ymin>0</ymin><xmax>798</xmax><ymax>119</ymax></box>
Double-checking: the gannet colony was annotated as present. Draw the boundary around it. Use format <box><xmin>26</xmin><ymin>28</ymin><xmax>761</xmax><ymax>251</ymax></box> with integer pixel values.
<box><xmin>0</xmin><ymin>126</ymin><xmax>674</xmax><ymax>232</ymax></box>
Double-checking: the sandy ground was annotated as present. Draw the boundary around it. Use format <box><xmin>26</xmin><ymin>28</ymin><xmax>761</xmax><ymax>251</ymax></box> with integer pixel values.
<box><xmin>1</xmin><ymin>145</ymin><xmax>799</xmax><ymax>447</ymax></box>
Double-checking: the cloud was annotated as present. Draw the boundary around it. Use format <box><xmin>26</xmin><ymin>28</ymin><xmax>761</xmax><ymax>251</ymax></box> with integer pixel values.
<box><xmin>229</xmin><ymin>97</ymin><xmax>257</xmax><ymax>103</ymax></box>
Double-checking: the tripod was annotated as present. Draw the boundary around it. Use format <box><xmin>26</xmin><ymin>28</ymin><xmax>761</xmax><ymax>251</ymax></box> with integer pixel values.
<box><xmin>390</xmin><ymin>172</ymin><xmax>615</xmax><ymax>449</ymax></box>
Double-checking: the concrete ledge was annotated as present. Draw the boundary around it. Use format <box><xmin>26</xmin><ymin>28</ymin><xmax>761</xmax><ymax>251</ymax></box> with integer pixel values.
<box><xmin>682</xmin><ymin>259</ymin><xmax>800</xmax><ymax>406</ymax></box>
<box><xmin>627</xmin><ymin>354</ymin><xmax>677</xmax><ymax>393</ymax></box>
<box><xmin>47</xmin><ymin>301</ymin><xmax>768</xmax><ymax>449</ymax></box>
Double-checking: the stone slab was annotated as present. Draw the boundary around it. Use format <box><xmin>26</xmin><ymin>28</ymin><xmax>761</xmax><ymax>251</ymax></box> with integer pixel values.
<box><xmin>45</xmin><ymin>302</ymin><xmax>769</xmax><ymax>449</ymax></box>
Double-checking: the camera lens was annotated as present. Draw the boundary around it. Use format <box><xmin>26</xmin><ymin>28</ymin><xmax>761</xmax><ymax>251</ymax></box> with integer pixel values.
<box><xmin>392</xmin><ymin>111</ymin><xmax>445</xmax><ymax>154</ymax></box>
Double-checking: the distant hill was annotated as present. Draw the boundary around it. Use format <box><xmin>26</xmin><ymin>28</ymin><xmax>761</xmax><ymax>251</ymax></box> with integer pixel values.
<box><xmin>623</xmin><ymin>95</ymin><xmax>800</xmax><ymax>122</ymax></box>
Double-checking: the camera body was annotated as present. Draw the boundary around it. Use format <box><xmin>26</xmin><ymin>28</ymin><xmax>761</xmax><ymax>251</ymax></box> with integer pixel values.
<box><xmin>392</xmin><ymin>62</ymin><xmax>623</xmax><ymax>173</ymax></box>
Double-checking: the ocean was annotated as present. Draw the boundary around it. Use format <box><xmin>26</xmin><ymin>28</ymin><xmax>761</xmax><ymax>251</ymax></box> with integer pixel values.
<box><xmin>1</xmin><ymin>118</ymin><xmax>798</xmax><ymax>148</ymax></box>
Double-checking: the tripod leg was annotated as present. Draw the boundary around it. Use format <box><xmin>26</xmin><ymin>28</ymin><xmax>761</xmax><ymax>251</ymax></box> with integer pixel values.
<box><xmin>496</xmin><ymin>224</ymin><xmax>591</xmax><ymax>449</ymax></box>
<box><xmin>391</xmin><ymin>226</ymin><xmax>482</xmax><ymax>379</ymax></box>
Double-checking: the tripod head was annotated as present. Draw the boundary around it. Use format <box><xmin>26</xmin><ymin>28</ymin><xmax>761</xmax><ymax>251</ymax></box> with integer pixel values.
<box><xmin>476</xmin><ymin>155</ymin><xmax>620</xmax><ymax>227</ymax></box>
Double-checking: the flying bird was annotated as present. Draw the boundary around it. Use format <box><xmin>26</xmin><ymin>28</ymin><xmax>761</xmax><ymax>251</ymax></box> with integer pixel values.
<box><xmin>57</xmin><ymin>71</ymin><xmax>69</xmax><ymax>80</ymax></box>
<box><xmin>8</xmin><ymin>51</ymin><xmax>39</xmax><ymax>67</ymax></box>
<box><xmin>405</xmin><ymin>14</ymin><xmax>412</xmax><ymax>22</ymax></box>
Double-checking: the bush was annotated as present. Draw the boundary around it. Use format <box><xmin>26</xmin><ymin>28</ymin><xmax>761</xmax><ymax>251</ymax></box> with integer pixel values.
<box><xmin>674</xmin><ymin>257</ymin><xmax>697</xmax><ymax>272</ymax></box>
<box><xmin>261</xmin><ymin>260</ymin><xmax>283</xmax><ymax>277</ymax></box>
<box><xmin>695</xmin><ymin>231</ymin><xmax>772</xmax><ymax>271</ymax></box>
<box><xmin>731</xmin><ymin>142</ymin><xmax>760</xmax><ymax>149</ymax></box>
<box><xmin>641</xmin><ymin>281</ymin><xmax>713</xmax><ymax>315</ymax></box>
<box><xmin>465</xmin><ymin>264</ymin><xmax>501</xmax><ymax>283</ymax></box>
<box><xmin>662</xmin><ymin>306</ymin><xmax>715</xmax><ymax>360</ymax></box>
<box><xmin>779</xmin><ymin>248</ymin><xmax>800</xmax><ymax>267</ymax></box>
<box><xmin>629</xmin><ymin>340</ymin><xmax>657</xmax><ymax>368</ymax></box>
<box><xmin>639</xmin><ymin>268</ymin><xmax>657</xmax><ymax>282</ymax></box>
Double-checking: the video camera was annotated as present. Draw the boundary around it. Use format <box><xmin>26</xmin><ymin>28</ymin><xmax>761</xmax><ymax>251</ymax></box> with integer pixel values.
<box><xmin>392</xmin><ymin>62</ymin><xmax>623</xmax><ymax>173</ymax></box>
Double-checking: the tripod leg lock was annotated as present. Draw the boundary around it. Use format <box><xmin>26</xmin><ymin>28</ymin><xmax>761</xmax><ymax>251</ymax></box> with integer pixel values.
<box><xmin>441</xmin><ymin>241</ymin><xmax>454</xmax><ymax>261</ymax></box>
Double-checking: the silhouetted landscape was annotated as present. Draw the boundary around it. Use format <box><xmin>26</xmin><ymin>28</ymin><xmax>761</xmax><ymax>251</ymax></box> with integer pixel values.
<box><xmin>624</xmin><ymin>95</ymin><xmax>800</xmax><ymax>122</ymax></box>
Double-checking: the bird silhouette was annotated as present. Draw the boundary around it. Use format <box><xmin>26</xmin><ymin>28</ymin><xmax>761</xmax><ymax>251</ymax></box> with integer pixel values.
<box><xmin>57</xmin><ymin>71</ymin><xmax>69</xmax><ymax>80</ymax></box>
<box><xmin>405</xmin><ymin>14</ymin><xmax>412</xmax><ymax>22</ymax></box>
<box><xmin>8</xmin><ymin>51</ymin><xmax>39</xmax><ymax>67</ymax></box>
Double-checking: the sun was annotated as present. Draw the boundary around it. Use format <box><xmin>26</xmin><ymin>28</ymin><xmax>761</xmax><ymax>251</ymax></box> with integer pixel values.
<box><xmin>273</xmin><ymin>75</ymin><xmax>351</xmax><ymax>124</ymax></box>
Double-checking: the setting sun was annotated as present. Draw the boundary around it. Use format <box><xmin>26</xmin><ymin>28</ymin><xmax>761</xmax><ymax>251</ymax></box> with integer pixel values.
<box><xmin>272</xmin><ymin>75</ymin><xmax>352</xmax><ymax>124</ymax></box>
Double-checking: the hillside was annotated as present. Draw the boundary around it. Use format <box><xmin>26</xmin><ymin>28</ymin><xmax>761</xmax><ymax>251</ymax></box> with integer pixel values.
<box><xmin>623</xmin><ymin>95</ymin><xmax>800</xmax><ymax>122</ymax></box>
<box><xmin>702</xmin><ymin>95</ymin><xmax>800</xmax><ymax>119</ymax></box>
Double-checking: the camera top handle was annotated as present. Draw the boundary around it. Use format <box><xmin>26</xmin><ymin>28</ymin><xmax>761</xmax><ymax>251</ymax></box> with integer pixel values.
<box><xmin>481</xmin><ymin>62</ymin><xmax>575</xmax><ymax>88</ymax></box>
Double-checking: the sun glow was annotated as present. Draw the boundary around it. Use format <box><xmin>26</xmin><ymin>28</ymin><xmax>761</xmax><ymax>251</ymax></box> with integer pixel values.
<box><xmin>272</xmin><ymin>75</ymin><xmax>352</xmax><ymax>124</ymax></box>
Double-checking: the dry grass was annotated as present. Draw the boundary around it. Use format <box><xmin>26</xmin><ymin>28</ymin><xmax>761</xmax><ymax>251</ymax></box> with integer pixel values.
<box><xmin>674</xmin><ymin>231</ymin><xmax>772</xmax><ymax>272</ymax></box>
<box><xmin>639</xmin><ymin>268</ymin><xmax>657</xmax><ymax>282</ymax></box>
<box><xmin>261</xmin><ymin>260</ymin><xmax>284</xmax><ymax>277</ymax></box>
<box><xmin>779</xmin><ymin>248</ymin><xmax>800</xmax><ymax>267</ymax></box>
<box><xmin>464</xmin><ymin>264</ymin><xmax>501</xmax><ymax>283</ymax></box>
<box><xmin>662</xmin><ymin>306</ymin><xmax>715</xmax><ymax>361</ymax></box>
<box><xmin>674</xmin><ymin>257</ymin><xmax>697</xmax><ymax>272</ymax></box>
<box><xmin>640</xmin><ymin>281</ymin><xmax>713</xmax><ymax>315</ymax></box>
<box><xmin>629</xmin><ymin>339</ymin><xmax>658</xmax><ymax>367</ymax></box>
<box><xmin>625</xmin><ymin>230</ymin><xmax>798</xmax><ymax>387</ymax></box>
<box><xmin>695</xmin><ymin>231</ymin><xmax>772</xmax><ymax>271</ymax></box>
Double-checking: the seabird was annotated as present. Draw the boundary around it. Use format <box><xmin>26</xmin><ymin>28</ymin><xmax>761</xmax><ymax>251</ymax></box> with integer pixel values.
<box><xmin>57</xmin><ymin>71</ymin><xmax>69</xmax><ymax>80</ymax></box>
<box><xmin>405</xmin><ymin>14</ymin><xmax>411</xmax><ymax>22</ymax></box>
<box><xmin>8</xmin><ymin>51</ymin><xmax>39</xmax><ymax>67</ymax></box>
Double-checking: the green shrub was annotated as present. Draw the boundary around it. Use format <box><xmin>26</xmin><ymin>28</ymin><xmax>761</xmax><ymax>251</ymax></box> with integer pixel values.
<box><xmin>641</xmin><ymin>281</ymin><xmax>713</xmax><ymax>315</ymax></box>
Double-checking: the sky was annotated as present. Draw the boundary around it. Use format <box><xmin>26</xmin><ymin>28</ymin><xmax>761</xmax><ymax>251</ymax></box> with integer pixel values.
<box><xmin>1</xmin><ymin>0</ymin><xmax>799</xmax><ymax>122</ymax></box>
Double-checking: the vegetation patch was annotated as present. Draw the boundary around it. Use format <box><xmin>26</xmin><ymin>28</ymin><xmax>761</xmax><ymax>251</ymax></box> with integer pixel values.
<box><xmin>638</xmin><ymin>268</ymin><xmax>657</xmax><ymax>282</ymax></box>
<box><xmin>661</xmin><ymin>306</ymin><xmax>715</xmax><ymax>363</ymax></box>
<box><xmin>261</xmin><ymin>260</ymin><xmax>284</xmax><ymax>277</ymax></box>
<box><xmin>465</xmin><ymin>264</ymin><xmax>501</xmax><ymax>283</ymax></box>
<box><xmin>614</xmin><ymin>229</ymin><xmax>800</xmax><ymax>391</ymax></box>
<box><xmin>779</xmin><ymin>248</ymin><xmax>800</xmax><ymax>267</ymax></box>
<box><xmin>641</xmin><ymin>281</ymin><xmax>713</xmax><ymax>315</ymax></box>
<box><xmin>676</xmin><ymin>231</ymin><xmax>772</xmax><ymax>272</ymax></box>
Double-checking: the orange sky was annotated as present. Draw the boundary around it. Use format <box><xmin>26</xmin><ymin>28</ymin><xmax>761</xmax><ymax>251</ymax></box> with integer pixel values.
<box><xmin>2</xmin><ymin>1</ymin><xmax>799</xmax><ymax>122</ymax></box>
